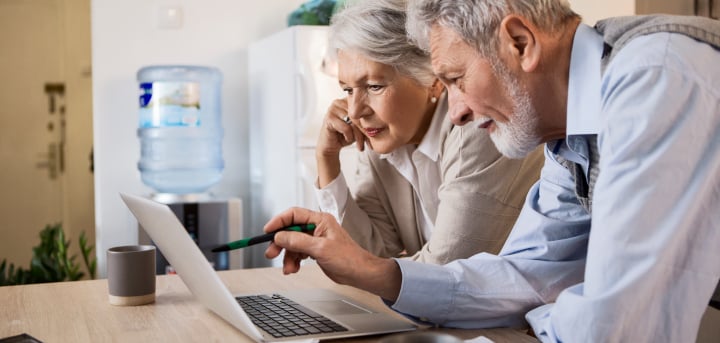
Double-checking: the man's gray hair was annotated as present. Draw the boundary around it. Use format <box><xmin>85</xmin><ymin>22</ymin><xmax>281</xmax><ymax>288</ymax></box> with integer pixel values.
<box><xmin>407</xmin><ymin>0</ymin><xmax>579</xmax><ymax>58</ymax></box>
<box><xmin>329</xmin><ymin>0</ymin><xmax>436</xmax><ymax>87</ymax></box>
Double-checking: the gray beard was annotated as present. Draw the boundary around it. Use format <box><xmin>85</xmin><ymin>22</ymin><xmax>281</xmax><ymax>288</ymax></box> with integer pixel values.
<box><xmin>488</xmin><ymin>60</ymin><xmax>541</xmax><ymax>159</ymax></box>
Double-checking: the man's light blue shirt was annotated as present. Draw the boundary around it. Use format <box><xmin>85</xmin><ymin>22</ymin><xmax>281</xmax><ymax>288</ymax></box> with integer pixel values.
<box><xmin>391</xmin><ymin>23</ymin><xmax>720</xmax><ymax>342</ymax></box>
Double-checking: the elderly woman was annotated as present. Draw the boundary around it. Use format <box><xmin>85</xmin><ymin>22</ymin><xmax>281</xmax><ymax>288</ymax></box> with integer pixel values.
<box><xmin>314</xmin><ymin>0</ymin><xmax>543</xmax><ymax>264</ymax></box>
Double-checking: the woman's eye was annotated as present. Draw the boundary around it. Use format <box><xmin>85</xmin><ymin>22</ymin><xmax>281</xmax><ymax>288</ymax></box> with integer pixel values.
<box><xmin>368</xmin><ymin>85</ymin><xmax>384</xmax><ymax>92</ymax></box>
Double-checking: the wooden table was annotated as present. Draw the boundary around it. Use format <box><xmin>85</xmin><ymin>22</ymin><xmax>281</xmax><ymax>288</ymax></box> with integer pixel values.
<box><xmin>0</xmin><ymin>265</ymin><xmax>538</xmax><ymax>342</ymax></box>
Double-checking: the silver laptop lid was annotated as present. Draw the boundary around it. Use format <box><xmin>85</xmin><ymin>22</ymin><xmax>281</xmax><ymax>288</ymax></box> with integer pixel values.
<box><xmin>120</xmin><ymin>192</ymin><xmax>264</xmax><ymax>341</ymax></box>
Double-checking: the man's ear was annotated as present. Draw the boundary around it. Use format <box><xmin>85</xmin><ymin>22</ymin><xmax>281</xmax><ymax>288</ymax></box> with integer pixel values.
<box><xmin>498</xmin><ymin>15</ymin><xmax>540</xmax><ymax>72</ymax></box>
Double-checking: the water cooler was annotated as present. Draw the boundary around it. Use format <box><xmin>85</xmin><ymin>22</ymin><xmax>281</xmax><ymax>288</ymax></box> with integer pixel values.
<box><xmin>137</xmin><ymin>193</ymin><xmax>244</xmax><ymax>274</ymax></box>
<box><xmin>134</xmin><ymin>65</ymin><xmax>243</xmax><ymax>273</ymax></box>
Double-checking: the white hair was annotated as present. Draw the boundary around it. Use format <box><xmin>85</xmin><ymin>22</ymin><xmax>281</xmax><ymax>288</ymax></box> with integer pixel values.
<box><xmin>488</xmin><ymin>59</ymin><xmax>541</xmax><ymax>158</ymax></box>
<box><xmin>329</xmin><ymin>0</ymin><xmax>436</xmax><ymax>87</ymax></box>
<box><xmin>407</xmin><ymin>0</ymin><xmax>579</xmax><ymax>58</ymax></box>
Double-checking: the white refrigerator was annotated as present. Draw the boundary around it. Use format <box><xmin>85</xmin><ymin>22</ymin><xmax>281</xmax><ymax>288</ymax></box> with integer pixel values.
<box><xmin>248</xmin><ymin>25</ymin><xmax>358</xmax><ymax>267</ymax></box>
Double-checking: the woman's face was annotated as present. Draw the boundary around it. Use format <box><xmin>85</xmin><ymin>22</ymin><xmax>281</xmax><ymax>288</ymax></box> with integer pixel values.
<box><xmin>337</xmin><ymin>50</ymin><xmax>436</xmax><ymax>154</ymax></box>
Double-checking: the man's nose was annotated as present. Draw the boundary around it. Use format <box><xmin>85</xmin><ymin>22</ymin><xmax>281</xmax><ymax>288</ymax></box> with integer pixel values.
<box><xmin>447</xmin><ymin>88</ymin><xmax>473</xmax><ymax>126</ymax></box>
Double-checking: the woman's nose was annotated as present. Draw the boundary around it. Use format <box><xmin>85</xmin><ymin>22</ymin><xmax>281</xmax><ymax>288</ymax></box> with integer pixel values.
<box><xmin>447</xmin><ymin>89</ymin><xmax>473</xmax><ymax>126</ymax></box>
<box><xmin>347</xmin><ymin>93</ymin><xmax>369</xmax><ymax>120</ymax></box>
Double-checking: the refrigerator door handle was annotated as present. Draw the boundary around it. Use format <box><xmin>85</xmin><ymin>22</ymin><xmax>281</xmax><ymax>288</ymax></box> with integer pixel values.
<box><xmin>295</xmin><ymin>63</ymin><xmax>321</xmax><ymax>148</ymax></box>
<box><xmin>295</xmin><ymin>64</ymin><xmax>318</xmax><ymax>123</ymax></box>
<box><xmin>295</xmin><ymin>69</ymin><xmax>306</xmax><ymax>122</ymax></box>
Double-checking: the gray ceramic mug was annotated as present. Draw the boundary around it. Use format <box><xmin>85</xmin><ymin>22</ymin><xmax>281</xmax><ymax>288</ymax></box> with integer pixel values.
<box><xmin>107</xmin><ymin>245</ymin><xmax>156</xmax><ymax>306</ymax></box>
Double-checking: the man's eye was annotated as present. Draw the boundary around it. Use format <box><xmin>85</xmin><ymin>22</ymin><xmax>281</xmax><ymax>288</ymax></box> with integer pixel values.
<box><xmin>343</xmin><ymin>87</ymin><xmax>353</xmax><ymax>95</ymax></box>
<box><xmin>455</xmin><ymin>78</ymin><xmax>465</xmax><ymax>91</ymax></box>
<box><xmin>444</xmin><ymin>76</ymin><xmax>464</xmax><ymax>91</ymax></box>
<box><xmin>446</xmin><ymin>75</ymin><xmax>461</xmax><ymax>84</ymax></box>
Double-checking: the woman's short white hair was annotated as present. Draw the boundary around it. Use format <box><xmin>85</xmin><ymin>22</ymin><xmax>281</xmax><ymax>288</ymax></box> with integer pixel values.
<box><xmin>329</xmin><ymin>0</ymin><xmax>436</xmax><ymax>87</ymax></box>
<box><xmin>407</xmin><ymin>0</ymin><xmax>579</xmax><ymax>58</ymax></box>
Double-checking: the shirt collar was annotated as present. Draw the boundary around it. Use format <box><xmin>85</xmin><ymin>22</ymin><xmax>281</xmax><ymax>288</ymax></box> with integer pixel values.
<box><xmin>416</xmin><ymin>91</ymin><xmax>447</xmax><ymax>161</ymax></box>
<box><xmin>566</xmin><ymin>23</ymin><xmax>604</xmax><ymax>136</ymax></box>
<box><xmin>380</xmin><ymin>91</ymin><xmax>447</xmax><ymax>162</ymax></box>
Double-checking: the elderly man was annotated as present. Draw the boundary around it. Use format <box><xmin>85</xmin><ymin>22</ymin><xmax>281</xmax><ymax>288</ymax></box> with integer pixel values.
<box><xmin>263</xmin><ymin>0</ymin><xmax>720</xmax><ymax>341</ymax></box>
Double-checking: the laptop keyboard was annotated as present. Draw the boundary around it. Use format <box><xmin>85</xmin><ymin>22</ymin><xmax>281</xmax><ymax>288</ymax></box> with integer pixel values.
<box><xmin>236</xmin><ymin>294</ymin><xmax>349</xmax><ymax>338</ymax></box>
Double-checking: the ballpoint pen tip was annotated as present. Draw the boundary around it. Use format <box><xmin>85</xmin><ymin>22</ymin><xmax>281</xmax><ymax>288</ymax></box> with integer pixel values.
<box><xmin>211</xmin><ymin>246</ymin><xmax>227</xmax><ymax>253</ymax></box>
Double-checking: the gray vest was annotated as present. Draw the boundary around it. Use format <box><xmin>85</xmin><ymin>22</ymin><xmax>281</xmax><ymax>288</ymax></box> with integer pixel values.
<box><xmin>555</xmin><ymin>15</ymin><xmax>720</xmax><ymax>309</ymax></box>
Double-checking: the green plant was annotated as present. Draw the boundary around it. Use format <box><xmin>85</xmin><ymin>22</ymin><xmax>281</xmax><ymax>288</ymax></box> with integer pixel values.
<box><xmin>287</xmin><ymin>0</ymin><xmax>337</xmax><ymax>26</ymax></box>
<box><xmin>0</xmin><ymin>223</ymin><xmax>96</xmax><ymax>286</ymax></box>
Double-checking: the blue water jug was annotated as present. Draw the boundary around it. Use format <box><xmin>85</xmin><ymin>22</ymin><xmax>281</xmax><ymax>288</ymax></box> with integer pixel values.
<box><xmin>137</xmin><ymin>65</ymin><xmax>224</xmax><ymax>194</ymax></box>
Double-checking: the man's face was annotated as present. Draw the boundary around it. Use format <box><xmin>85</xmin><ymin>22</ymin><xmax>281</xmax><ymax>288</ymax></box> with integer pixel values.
<box><xmin>429</xmin><ymin>24</ymin><xmax>541</xmax><ymax>158</ymax></box>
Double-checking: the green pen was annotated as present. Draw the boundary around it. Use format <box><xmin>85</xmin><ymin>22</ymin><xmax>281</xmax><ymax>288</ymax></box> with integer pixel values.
<box><xmin>210</xmin><ymin>224</ymin><xmax>316</xmax><ymax>252</ymax></box>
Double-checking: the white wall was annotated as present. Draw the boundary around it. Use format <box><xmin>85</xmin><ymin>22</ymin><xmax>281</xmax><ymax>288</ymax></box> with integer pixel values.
<box><xmin>570</xmin><ymin>0</ymin><xmax>635</xmax><ymax>25</ymax></box>
<box><xmin>91</xmin><ymin>0</ymin><xmax>304</xmax><ymax>276</ymax></box>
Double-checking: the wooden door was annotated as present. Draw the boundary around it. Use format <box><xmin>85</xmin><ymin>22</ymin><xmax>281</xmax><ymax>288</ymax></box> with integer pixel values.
<box><xmin>0</xmin><ymin>0</ymin><xmax>94</xmax><ymax>269</ymax></box>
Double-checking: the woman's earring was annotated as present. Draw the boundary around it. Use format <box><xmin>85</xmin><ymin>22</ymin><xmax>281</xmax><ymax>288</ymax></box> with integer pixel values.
<box><xmin>431</xmin><ymin>96</ymin><xmax>437</xmax><ymax>104</ymax></box>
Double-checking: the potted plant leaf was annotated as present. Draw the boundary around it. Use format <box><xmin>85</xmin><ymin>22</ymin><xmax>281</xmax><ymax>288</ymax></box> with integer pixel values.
<box><xmin>0</xmin><ymin>223</ymin><xmax>96</xmax><ymax>286</ymax></box>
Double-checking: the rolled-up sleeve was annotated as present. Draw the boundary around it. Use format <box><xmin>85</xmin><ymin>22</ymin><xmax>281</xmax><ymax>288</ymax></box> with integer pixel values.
<box><xmin>314</xmin><ymin>173</ymin><xmax>349</xmax><ymax>222</ymax></box>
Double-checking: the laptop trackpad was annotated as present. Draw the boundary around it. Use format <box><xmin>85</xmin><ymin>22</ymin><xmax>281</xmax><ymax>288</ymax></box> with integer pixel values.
<box><xmin>308</xmin><ymin>300</ymin><xmax>372</xmax><ymax>315</ymax></box>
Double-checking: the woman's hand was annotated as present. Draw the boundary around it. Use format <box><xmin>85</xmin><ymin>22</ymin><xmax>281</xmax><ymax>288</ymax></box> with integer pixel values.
<box><xmin>316</xmin><ymin>98</ymin><xmax>366</xmax><ymax>157</ymax></box>
<box><xmin>316</xmin><ymin>99</ymin><xmax>366</xmax><ymax>187</ymax></box>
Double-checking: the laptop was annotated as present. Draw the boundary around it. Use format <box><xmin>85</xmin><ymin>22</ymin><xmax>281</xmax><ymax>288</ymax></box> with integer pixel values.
<box><xmin>120</xmin><ymin>193</ymin><xmax>416</xmax><ymax>342</ymax></box>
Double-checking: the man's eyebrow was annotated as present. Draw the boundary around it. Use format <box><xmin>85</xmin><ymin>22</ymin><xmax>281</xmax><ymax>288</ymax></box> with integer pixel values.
<box><xmin>431</xmin><ymin>63</ymin><xmax>450</xmax><ymax>81</ymax></box>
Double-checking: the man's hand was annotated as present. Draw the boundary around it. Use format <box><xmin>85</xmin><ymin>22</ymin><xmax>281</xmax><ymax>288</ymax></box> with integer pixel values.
<box><xmin>264</xmin><ymin>207</ymin><xmax>402</xmax><ymax>301</ymax></box>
